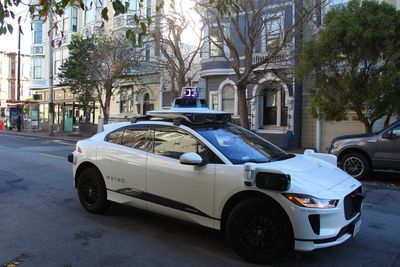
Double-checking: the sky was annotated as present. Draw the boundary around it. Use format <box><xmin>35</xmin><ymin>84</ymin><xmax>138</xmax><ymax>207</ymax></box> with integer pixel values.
<box><xmin>0</xmin><ymin>4</ymin><xmax>32</xmax><ymax>54</ymax></box>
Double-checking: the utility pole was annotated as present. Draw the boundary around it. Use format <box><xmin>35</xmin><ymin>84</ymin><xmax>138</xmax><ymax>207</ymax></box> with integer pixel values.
<box><xmin>48</xmin><ymin>8</ymin><xmax>54</xmax><ymax>136</ymax></box>
<box><xmin>17</xmin><ymin>25</ymin><xmax>21</xmax><ymax>101</ymax></box>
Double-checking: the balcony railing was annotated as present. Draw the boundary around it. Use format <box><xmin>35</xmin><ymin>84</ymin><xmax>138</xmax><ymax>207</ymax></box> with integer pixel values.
<box><xmin>252</xmin><ymin>46</ymin><xmax>294</xmax><ymax>68</ymax></box>
<box><xmin>113</xmin><ymin>12</ymin><xmax>140</xmax><ymax>31</ymax></box>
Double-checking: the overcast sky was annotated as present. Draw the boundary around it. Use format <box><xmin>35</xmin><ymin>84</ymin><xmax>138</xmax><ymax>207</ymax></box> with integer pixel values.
<box><xmin>0</xmin><ymin>5</ymin><xmax>32</xmax><ymax>54</ymax></box>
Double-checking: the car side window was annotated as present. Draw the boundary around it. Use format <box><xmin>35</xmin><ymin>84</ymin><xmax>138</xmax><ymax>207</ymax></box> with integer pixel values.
<box><xmin>106</xmin><ymin>129</ymin><xmax>124</xmax><ymax>144</ymax></box>
<box><xmin>121</xmin><ymin>128</ymin><xmax>150</xmax><ymax>151</ymax></box>
<box><xmin>152</xmin><ymin>127</ymin><xmax>223</xmax><ymax>164</ymax></box>
<box><xmin>392</xmin><ymin>125</ymin><xmax>400</xmax><ymax>138</ymax></box>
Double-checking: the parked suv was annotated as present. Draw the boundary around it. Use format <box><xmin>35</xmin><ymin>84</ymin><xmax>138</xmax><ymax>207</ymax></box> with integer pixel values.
<box><xmin>330</xmin><ymin>120</ymin><xmax>400</xmax><ymax>178</ymax></box>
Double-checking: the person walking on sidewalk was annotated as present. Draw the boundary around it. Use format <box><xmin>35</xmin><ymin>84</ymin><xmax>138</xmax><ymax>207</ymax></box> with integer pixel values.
<box><xmin>17</xmin><ymin>114</ymin><xmax>22</xmax><ymax>132</ymax></box>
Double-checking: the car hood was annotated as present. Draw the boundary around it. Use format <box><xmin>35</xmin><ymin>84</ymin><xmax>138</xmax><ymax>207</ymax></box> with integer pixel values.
<box><xmin>332</xmin><ymin>133</ymin><xmax>373</xmax><ymax>143</ymax></box>
<box><xmin>254</xmin><ymin>154</ymin><xmax>351</xmax><ymax>192</ymax></box>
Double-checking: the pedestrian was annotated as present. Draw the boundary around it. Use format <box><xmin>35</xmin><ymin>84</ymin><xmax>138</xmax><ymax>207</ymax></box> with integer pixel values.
<box><xmin>17</xmin><ymin>114</ymin><xmax>22</xmax><ymax>132</ymax></box>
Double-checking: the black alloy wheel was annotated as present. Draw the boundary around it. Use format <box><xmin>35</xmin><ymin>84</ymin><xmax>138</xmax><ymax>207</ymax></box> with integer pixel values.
<box><xmin>239</xmin><ymin>213</ymin><xmax>280</xmax><ymax>252</ymax></box>
<box><xmin>77</xmin><ymin>168</ymin><xmax>108</xmax><ymax>214</ymax></box>
<box><xmin>226</xmin><ymin>197</ymin><xmax>292</xmax><ymax>264</ymax></box>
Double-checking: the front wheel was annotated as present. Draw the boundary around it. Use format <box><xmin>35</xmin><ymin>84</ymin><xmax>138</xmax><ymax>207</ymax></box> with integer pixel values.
<box><xmin>226</xmin><ymin>197</ymin><xmax>293</xmax><ymax>264</ymax></box>
<box><xmin>341</xmin><ymin>152</ymin><xmax>371</xmax><ymax>179</ymax></box>
<box><xmin>77</xmin><ymin>168</ymin><xmax>108</xmax><ymax>214</ymax></box>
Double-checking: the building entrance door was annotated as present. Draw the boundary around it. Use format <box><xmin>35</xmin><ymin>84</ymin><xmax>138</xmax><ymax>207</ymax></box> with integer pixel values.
<box><xmin>64</xmin><ymin>106</ymin><xmax>73</xmax><ymax>132</ymax></box>
<box><xmin>262</xmin><ymin>87</ymin><xmax>288</xmax><ymax>127</ymax></box>
<box><xmin>263</xmin><ymin>90</ymin><xmax>277</xmax><ymax>125</ymax></box>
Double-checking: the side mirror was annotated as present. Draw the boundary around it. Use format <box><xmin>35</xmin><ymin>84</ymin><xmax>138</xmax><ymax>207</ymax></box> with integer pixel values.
<box><xmin>382</xmin><ymin>130</ymin><xmax>393</xmax><ymax>139</ymax></box>
<box><xmin>179</xmin><ymin>152</ymin><xmax>204</xmax><ymax>166</ymax></box>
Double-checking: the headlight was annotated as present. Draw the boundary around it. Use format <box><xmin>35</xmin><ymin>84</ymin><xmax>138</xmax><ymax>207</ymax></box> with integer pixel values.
<box><xmin>282</xmin><ymin>193</ymin><xmax>339</xmax><ymax>209</ymax></box>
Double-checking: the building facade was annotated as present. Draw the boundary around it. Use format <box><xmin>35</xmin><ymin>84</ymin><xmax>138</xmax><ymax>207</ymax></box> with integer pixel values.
<box><xmin>200</xmin><ymin>0</ymin><xmax>301</xmax><ymax>149</ymax></box>
<box><xmin>29</xmin><ymin>0</ymin><xmax>161</xmax><ymax>132</ymax></box>
<box><xmin>0</xmin><ymin>51</ymin><xmax>31</xmax><ymax>125</ymax></box>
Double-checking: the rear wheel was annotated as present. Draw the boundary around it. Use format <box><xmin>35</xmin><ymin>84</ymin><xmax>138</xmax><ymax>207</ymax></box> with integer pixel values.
<box><xmin>341</xmin><ymin>152</ymin><xmax>371</xmax><ymax>179</ymax></box>
<box><xmin>225</xmin><ymin>197</ymin><xmax>292</xmax><ymax>264</ymax></box>
<box><xmin>77</xmin><ymin>168</ymin><xmax>108</xmax><ymax>214</ymax></box>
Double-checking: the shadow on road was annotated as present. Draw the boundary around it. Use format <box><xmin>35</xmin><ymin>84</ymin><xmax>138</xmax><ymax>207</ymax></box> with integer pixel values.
<box><xmin>361</xmin><ymin>171</ymin><xmax>400</xmax><ymax>187</ymax></box>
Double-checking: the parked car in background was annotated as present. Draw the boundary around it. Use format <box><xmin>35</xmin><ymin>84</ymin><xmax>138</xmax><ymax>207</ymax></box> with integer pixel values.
<box><xmin>329</xmin><ymin>120</ymin><xmax>400</xmax><ymax>179</ymax></box>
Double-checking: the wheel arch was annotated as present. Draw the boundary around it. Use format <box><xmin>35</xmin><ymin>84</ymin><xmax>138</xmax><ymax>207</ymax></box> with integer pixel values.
<box><xmin>74</xmin><ymin>161</ymin><xmax>102</xmax><ymax>188</ymax></box>
<box><xmin>220</xmin><ymin>190</ymin><xmax>293</xmax><ymax>235</ymax></box>
<box><xmin>337</xmin><ymin>147</ymin><xmax>372</xmax><ymax>167</ymax></box>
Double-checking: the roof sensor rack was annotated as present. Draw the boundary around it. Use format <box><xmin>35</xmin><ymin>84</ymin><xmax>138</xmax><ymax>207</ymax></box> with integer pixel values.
<box><xmin>130</xmin><ymin>87</ymin><xmax>232</xmax><ymax>126</ymax></box>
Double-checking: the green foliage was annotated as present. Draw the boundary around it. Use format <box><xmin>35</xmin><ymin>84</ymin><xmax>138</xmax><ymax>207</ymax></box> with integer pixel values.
<box><xmin>298</xmin><ymin>0</ymin><xmax>400</xmax><ymax>133</ymax></box>
<box><xmin>59</xmin><ymin>34</ymin><xmax>97</xmax><ymax>112</ymax></box>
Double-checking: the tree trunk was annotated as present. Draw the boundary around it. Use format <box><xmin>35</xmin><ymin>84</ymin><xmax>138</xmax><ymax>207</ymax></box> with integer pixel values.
<box><xmin>103</xmin><ymin>90</ymin><xmax>112</xmax><ymax>125</ymax></box>
<box><xmin>362</xmin><ymin>121</ymin><xmax>372</xmax><ymax>133</ymax></box>
<box><xmin>237</xmin><ymin>86</ymin><xmax>250</xmax><ymax>129</ymax></box>
<box><xmin>383</xmin><ymin>114</ymin><xmax>391</xmax><ymax>128</ymax></box>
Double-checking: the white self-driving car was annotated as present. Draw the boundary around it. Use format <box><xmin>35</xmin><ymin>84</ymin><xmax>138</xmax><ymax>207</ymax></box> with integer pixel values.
<box><xmin>68</xmin><ymin>88</ymin><xmax>364</xmax><ymax>263</ymax></box>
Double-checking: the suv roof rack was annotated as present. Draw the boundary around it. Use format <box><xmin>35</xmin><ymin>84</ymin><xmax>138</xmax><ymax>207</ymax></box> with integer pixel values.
<box><xmin>130</xmin><ymin>87</ymin><xmax>231</xmax><ymax>126</ymax></box>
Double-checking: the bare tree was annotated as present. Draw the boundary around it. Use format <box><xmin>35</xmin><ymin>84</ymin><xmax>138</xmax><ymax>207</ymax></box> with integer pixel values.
<box><xmin>87</xmin><ymin>34</ymin><xmax>144</xmax><ymax>124</ymax></box>
<box><xmin>198</xmin><ymin>0</ymin><xmax>329</xmax><ymax>129</ymax></box>
<box><xmin>152</xmin><ymin>0</ymin><xmax>204</xmax><ymax>97</ymax></box>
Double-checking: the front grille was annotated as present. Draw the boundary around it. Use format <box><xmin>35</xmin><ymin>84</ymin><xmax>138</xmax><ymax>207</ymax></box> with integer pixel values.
<box><xmin>344</xmin><ymin>186</ymin><xmax>363</xmax><ymax>220</ymax></box>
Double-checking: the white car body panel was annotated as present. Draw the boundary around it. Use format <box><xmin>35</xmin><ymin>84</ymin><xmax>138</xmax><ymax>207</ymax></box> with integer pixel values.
<box><xmin>97</xmin><ymin>141</ymin><xmax>147</xmax><ymax>210</ymax></box>
<box><xmin>145</xmin><ymin>153</ymin><xmax>216</xmax><ymax>228</ymax></box>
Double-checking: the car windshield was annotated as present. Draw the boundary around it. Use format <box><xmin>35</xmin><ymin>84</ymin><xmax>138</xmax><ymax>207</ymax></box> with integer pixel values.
<box><xmin>194</xmin><ymin>124</ymin><xmax>290</xmax><ymax>164</ymax></box>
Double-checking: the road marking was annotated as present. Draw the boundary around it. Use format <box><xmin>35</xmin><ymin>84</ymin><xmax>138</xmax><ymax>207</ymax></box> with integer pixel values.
<box><xmin>38</xmin><ymin>152</ymin><xmax>65</xmax><ymax>159</ymax></box>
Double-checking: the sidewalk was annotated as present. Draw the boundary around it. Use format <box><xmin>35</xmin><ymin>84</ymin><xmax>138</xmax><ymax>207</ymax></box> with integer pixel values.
<box><xmin>0</xmin><ymin>128</ymin><xmax>93</xmax><ymax>142</ymax></box>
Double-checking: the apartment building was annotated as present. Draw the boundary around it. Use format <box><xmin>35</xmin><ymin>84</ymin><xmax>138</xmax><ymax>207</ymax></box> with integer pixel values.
<box><xmin>0</xmin><ymin>51</ymin><xmax>31</xmax><ymax>123</ymax></box>
<box><xmin>29</xmin><ymin>0</ymin><xmax>160</xmax><ymax>132</ymax></box>
<box><xmin>200</xmin><ymin>0</ymin><xmax>301</xmax><ymax>149</ymax></box>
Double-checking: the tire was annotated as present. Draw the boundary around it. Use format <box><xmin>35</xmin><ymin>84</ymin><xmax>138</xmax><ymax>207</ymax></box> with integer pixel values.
<box><xmin>77</xmin><ymin>168</ymin><xmax>108</xmax><ymax>214</ymax></box>
<box><xmin>340</xmin><ymin>152</ymin><xmax>371</xmax><ymax>179</ymax></box>
<box><xmin>226</xmin><ymin>197</ymin><xmax>293</xmax><ymax>264</ymax></box>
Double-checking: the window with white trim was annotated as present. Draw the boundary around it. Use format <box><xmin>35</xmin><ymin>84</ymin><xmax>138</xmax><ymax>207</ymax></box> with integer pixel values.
<box><xmin>209</xmin><ymin>26</ymin><xmax>224</xmax><ymax>57</ymax></box>
<box><xmin>221</xmin><ymin>85</ymin><xmax>234</xmax><ymax>113</ymax></box>
<box><xmin>71</xmin><ymin>7</ymin><xmax>78</xmax><ymax>32</ymax></box>
<box><xmin>84</xmin><ymin>0</ymin><xmax>93</xmax><ymax>24</ymax></box>
<box><xmin>33</xmin><ymin>22</ymin><xmax>42</xmax><ymax>44</ymax></box>
<box><xmin>262</xmin><ymin>12</ymin><xmax>284</xmax><ymax>51</ymax></box>
<box><xmin>129</xmin><ymin>0</ymin><xmax>139</xmax><ymax>11</ymax></box>
<box><xmin>120</xmin><ymin>86</ymin><xmax>135</xmax><ymax>113</ymax></box>
<box><xmin>32</xmin><ymin>57</ymin><xmax>43</xmax><ymax>79</ymax></box>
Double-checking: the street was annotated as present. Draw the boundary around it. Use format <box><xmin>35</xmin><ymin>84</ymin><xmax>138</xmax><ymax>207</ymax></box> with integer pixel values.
<box><xmin>0</xmin><ymin>133</ymin><xmax>399</xmax><ymax>267</ymax></box>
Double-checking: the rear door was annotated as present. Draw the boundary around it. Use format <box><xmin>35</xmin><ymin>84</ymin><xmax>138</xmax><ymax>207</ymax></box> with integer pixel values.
<box><xmin>376</xmin><ymin>123</ymin><xmax>400</xmax><ymax>170</ymax></box>
<box><xmin>97</xmin><ymin>125</ymin><xmax>151</xmax><ymax>209</ymax></box>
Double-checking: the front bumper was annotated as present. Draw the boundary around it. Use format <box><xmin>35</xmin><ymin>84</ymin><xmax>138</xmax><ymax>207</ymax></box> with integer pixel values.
<box><xmin>295</xmin><ymin>214</ymin><xmax>361</xmax><ymax>251</ymax></box>
<box><xmin>281</xmin><ymin>181</ymin><xmax>363</xmax><ymax>251</ymax></box>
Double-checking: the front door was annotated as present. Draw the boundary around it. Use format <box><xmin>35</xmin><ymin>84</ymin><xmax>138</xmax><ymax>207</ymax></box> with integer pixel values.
<box><xmin>376</xmin><ymin>123</ymin><xmax>400</xmax><ymax>170</ymax></box>
<box><xmin>264</xmin><ymin>90</ymin><xmax>277</xmax><ymax>125</ymax></box>
<box><xmin>145</xmin><ymin>126</ymin><xmax>216</xmax><ymax>227</ymax></box>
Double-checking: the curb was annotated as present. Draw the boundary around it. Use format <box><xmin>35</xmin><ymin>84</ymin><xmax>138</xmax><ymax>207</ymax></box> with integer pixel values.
<box><xmin>0</xmin><ymin>131</ymin><xmax>89</xmax><ymax>142</ymax></box>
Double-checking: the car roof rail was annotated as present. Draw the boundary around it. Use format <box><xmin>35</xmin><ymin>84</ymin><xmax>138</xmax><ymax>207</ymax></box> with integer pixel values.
<box><xmin>131</xmin><ymin>115</ymin><xmax>152</xmax><ymax>123</ymax></box>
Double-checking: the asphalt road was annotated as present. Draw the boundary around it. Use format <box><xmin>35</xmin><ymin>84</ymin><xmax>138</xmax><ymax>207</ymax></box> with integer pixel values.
<box><xmin>0</xmin><ymin>133</ymin><xmax>399</xmax><ymax>267</ymax></box>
